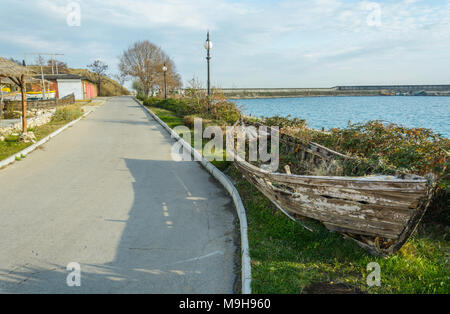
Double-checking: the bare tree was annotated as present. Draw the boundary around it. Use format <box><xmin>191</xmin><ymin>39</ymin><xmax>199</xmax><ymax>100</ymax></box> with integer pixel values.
<box><xmin>34</xmin><ymin>55</ymin><xmax>46</xmax><ymax>67</ymax></box>
<box><xmin>9</xmin><ymin>58</ymin><xmax>22</xmax><ymax>66</ymax></box>
<box><xmin>155</xmin><ymin>58</ymin><xmax>182</xmax><ymax>96</ymax></box>
<box><xmin>87</xmin><ymin>60</ymin><xmax>109</xmax><ymax>96</ymax></box>
<box><xmin>113</xmin><ymin>73</ymin><xmax>127</xmax><ymax>86</ymax></box>
<box><xmin>185</xmin><ymin>76</ymin><xmax>206</xmax><ymax>106</ymax></box>
<box><xmin>47</xmin><ymin>59</ymin><xmax>68</xmax><ymax>73</ymax></box>
<box><xmin>119</xmin><ymin>40</ymin><xmax>181</xmax><ymax>97</ymax></box>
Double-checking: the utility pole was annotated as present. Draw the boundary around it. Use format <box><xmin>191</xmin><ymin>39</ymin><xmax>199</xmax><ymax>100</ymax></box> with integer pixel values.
<box><xmin>25</xmin><ymin>53</ymin><xmax>64</xmax><ymax>74</ymax></box>
<box><xmin>51</xmin><ymin>53</ymin><xmax>64</xmax><ymax>74</ymax></box>
<box><xmin>40</xmin><ymin>63</ymin><xmax>46</xmax><ymax>99</ymax></box>
<box><xmin>20</xmin><ymin>74</ymin><xmax>27</xmax><ymax>132</ymax></box>
<box><xmin>24</xmin><ymin>53</ymin><xmax>64</xmax><ymax>100</ymax></box>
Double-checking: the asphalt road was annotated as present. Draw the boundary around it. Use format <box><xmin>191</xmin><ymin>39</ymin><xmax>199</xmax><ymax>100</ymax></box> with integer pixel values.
<box><xmin>0</xmin><ymin>96</ymin><xmax>236</xmax><ymax>293</ymax></box>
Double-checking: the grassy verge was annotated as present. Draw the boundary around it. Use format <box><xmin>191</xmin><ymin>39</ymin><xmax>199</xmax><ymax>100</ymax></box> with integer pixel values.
<box><xmin>145</xmin><ymin>103</ymin><xmax>449</xmax><ymax>294</ymax></box>
<box><xmin>0</xmin><ymin>104</ymin><xmax>85</xmax><ymax>162</ymax></box>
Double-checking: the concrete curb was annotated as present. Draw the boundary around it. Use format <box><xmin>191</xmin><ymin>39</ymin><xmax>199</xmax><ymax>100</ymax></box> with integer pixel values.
<box><xmin>0</xmin><ymin>110</ymin><xmax>94</xmax><ymax>170</ymax></box>
<box><xmin>134</xmin><ymin>98</ymin><xmax>252</xmax><ymax>294</ymax></box>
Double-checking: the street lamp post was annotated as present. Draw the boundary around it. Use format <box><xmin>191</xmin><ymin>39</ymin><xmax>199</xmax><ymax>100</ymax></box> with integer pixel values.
<box><xmin>204</xmin><ymin>31</ymin><xmax>213</xmax><ymax>97</ymax></box>
<box><xmin>162</xmin><ymin>64</ymin><xmax>168</xmax><ymax>100</ymax></box>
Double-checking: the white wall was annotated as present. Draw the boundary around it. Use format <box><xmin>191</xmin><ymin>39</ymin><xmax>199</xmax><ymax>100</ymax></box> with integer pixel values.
<box><xmin>57</xmin><ymin>79</ymin><xmax>83</xmax><ymax>100</ymax></box>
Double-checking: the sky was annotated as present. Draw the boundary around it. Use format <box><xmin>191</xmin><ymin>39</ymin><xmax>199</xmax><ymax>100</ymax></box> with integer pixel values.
<box><xmin>0</xmin><ymin>0</ymin><xmax>449</xmax><ymax>88</ymax></box>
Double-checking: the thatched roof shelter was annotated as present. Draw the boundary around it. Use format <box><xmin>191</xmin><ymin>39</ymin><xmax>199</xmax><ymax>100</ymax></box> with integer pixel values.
<box><xmin>0</xmin><ymin>57</ymin><xmax>29</xmax><ymax>131</ymax></box>
<box><xmin>0</xmin><ymin>57</ymin><xmax>28</xmax><ymax>81</ymax></box>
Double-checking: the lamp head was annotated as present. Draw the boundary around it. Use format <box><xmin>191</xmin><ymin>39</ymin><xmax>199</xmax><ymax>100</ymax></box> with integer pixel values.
<box><xmin>204</xmin><ymin>31</ymin><xmax>213</xmax><ymax>50</ymax></box>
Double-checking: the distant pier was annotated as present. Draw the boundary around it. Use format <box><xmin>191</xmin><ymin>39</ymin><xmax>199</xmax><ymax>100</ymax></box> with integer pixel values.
<box><xmin>221</xmin><ymin>85</ymin><xmax>450</xmax><ymax>98</ymax></box>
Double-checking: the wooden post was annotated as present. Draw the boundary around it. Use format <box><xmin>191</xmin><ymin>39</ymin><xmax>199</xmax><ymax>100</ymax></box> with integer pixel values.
<box><xmin>0</xmin><ymin>79</ymin><xmax>4</xmax><ymax>115</ymax></box>
<box><xmin>21</xmin><ymin>74</ymin><xmax>27</xmax><ymax>133</ymax></box>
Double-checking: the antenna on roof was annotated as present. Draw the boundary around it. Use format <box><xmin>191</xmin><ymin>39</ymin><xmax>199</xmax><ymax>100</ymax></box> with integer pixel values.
<box><xmin>24</xmin><ymin>53</ymin><xmax>65</xmax><ymax>74</ymax></box>
<box><xmin>24</xmin><ymin>53</ymin><xmax>65</xmax><ymax>99</ymax></box>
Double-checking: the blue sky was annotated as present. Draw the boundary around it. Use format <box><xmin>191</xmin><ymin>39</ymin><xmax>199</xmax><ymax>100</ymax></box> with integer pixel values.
<box><xmin>1</xmin><ymin>0</ymin><xmax>449</xmax><ymax>88</ymax></box>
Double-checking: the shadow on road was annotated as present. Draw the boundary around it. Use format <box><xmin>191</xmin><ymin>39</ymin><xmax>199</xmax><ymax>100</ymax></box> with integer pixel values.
<box><xmin>0</xmin><ymin>158</ymin><xmax>235</xmax><ymax>293</ymax></box>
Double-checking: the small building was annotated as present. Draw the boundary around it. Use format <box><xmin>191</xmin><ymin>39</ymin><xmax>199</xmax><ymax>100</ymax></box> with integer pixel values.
<box><xmin>33</xmin><ymin>74</ymin><xmax>98</xmax><ymax>100</ymax></box>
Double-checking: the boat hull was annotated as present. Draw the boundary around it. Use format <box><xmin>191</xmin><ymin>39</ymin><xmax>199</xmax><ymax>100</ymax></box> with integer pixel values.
<box><xmin>229</xmin><ymin>122</ymin><xmax>435</xmax><ymax>255</ymax></box>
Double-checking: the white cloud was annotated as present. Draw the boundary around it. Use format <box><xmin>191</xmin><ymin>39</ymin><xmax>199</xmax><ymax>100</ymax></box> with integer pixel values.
<box><xmin>2</xmin><ymin>0</ymin><xmax>449</xmax><ymax>87</ymax></box>
<box><xmin>0</xmin><ymin>31</ymin><xmax>69</xmax><ymax>52</ymax></box>
<box><xmin>36</xmin><ymin>0</ymin><xmax>250</xmax><ymax>29</ymax></box>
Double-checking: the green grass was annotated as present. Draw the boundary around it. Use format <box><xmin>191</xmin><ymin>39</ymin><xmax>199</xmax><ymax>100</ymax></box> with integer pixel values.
<box><xmin>148</xmin><ymin>106</ymin><xmax>230</xmax><ymax>170</ymax></box>
<box><xmin>145</xmin><ymin>102</ymin><xmax>450</xmax><ymax>294</ymax></box>
<box><xmin>149</xmin><ymin>106</ymin><xmax>184</xmax><ymax>129</ymax></box>
<box><xmin>0</xmin><ymin>105</ymin><xmax>84</xmax><ymax>162</ymax></box>
<box><xmin>0</xmin><ymin>135</ymin><xmax>30</xmax><ymax>161</ymax></box>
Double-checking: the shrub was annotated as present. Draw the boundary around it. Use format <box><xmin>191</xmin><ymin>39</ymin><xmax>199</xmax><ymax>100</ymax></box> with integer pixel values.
<box><xmin>312</xmin><ymin>121</ymin><xmax>449</xmax><ymax>179</ymax></box>
<box><xmin>51</xmin><ymin>105</ymin><xmax>84</xmax><ymax>122</ymax></box>
<box><xmin>143</xmin><ymin>96</ymin><xmax>241</xmax><ymax>124</ymax></box>
<box><xmin>1</xmin><ymin>103</ymin><xmax>21</xmax><ymax>119</ymax></box>
<box><xmin>136</xmin><ymin>93</ymin><xmax>147</xmax><ymax>102</ymax></box>
<box><xmin>210</xmin><ymin>101</ymin><xmax>240</xmax><ymax>124</ymax></box>
<box><xmin>262</xmin><ymin>115</ymin><xmax>306</xmax><ymax>129</ymax></box>
<box><xmin>182</xmin><ymin>115</ymin><xmax>197</xmax><ymax>129</ymax></box>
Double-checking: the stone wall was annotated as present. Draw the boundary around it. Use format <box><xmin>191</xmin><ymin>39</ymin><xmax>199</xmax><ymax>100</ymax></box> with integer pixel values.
<box><xmin>2</xmin><ymin>93</ymin><xmax>75</xmax><ymax>112</ymax></box>
<box><xmin>336</xmin><ymin>85</ymin><xmax>450</xmax><ymax>92</ymax></box>
<box><xmin>222</xmin><ymin>88</ymin><xmax>381</xmax><ymax>98</ymax></box>
<box><xmin>220</xmin><ymin>85</ymin><xmax>450</xmax><ymax>97</ymax></box>
<box><xmin>0</xmin><ymin>108</ymin><xmax>57</xmax><ymax>140</ymax></box>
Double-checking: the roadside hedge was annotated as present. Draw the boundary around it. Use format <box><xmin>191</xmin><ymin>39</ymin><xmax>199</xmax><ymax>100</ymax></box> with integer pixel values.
<box><xmin>142</xmin><ymin>97</ymin><xmax>240</xmax><ymax>124</ymax></box>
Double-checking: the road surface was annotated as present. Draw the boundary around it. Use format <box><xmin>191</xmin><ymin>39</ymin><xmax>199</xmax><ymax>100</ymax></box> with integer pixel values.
<box><xmin>0</xmin><ymin>96</ymin><xmax>236</xmax><ymax>293</ymax></box>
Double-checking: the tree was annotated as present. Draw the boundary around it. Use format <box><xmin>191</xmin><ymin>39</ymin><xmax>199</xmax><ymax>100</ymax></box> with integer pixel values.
<box><xmin>9</xmin><ymin>58</ymin><xmax>22</xmax><ymax>66</ymax></box>
<box><xmin>132</xmin><ymin>80</ymin><xmax>145</xmax><ymax>96</ymax></box>
<box><xmin>47</xmin><ymin>59</ymin><xmax>68</xmax><ymax>73</ymax></box>
<box><xmin>119</xmin><ymin>40</ymin><xmax>181</xmax><ymax>97</ymax></box>
<box><xmin>113</xmin><ymin>73</ymin><xmax>127</xmax><ymax>86</ymax></box>
<box><xmin>185</xmin><ymin>76</ymin><xmax>205</xmax><ymax>106</ymax></box>
<box><xmin>155</xmin><ymin>58</ymin><xmax>182</xmax><ymax>96</ymax></box>
<box><xmin>87</xmin><ymin>60</ymin><xmax>108</xmax><ymax>96</ymax></box>
<box><xmin>35</xmin><ymin>55</ymin><xmax>46</xmax><ymax>67</ymax></box>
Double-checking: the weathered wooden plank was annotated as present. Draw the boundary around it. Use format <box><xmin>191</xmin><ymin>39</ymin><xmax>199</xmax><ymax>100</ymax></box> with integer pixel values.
<box><xmin>273</xmin><ymin>189</ymin><xmax>407</xmax><ymax>228</ymax></box>
<box><xmin>243</xmin><ymin>172</ymin><xmax>405</xmax><ymax>238</ymax></box>
<box><xmin>268</xmin><ymin>184</ymin><xmax>414</xmax><ymax>222</ymax></box>
<box><xmin>269</xmin><ymin>174</ymin><xmax>427</xmax><ymax>190</ymax></box>
<box><xmin>275</xmin><ymin>195</ymin><xmax>403</xmax><ymax>238</ymax></box>
<box><xmin>270</xmin><ymin>181</ymin><xmax>422</xmax><ymax>207</ymax></box>
<box><xmin>235</xmin><ymin>159</ymin><xmax>427</xmax><ymax>191</ymax></box>
<box><xmin>276</xmin><ymin>192</ymin><xmax>412</xmax><ymax>229</ymax></box>
<box><xmin>323</xmin><ymin>223</ymin><xmax>398</xmax><ymax>240</ymax></box>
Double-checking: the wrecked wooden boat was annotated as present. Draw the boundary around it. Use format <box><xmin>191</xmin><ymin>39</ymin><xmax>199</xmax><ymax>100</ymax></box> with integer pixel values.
<box><xmin>228</xmin><ymin>121</ymin><xmax>436</xmax><ymax>256</ymax></box>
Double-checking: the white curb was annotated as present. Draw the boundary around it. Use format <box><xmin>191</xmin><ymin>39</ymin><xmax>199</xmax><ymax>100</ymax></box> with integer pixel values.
<box><xmin>134</xmin><ymin>98</ymin><xmax>252</xmax><ymax>294</ymax></box>
<box><xmin>0</xmin><ymin>110</ymin><xmax>94</xmax><ymax>170</ymax></box>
